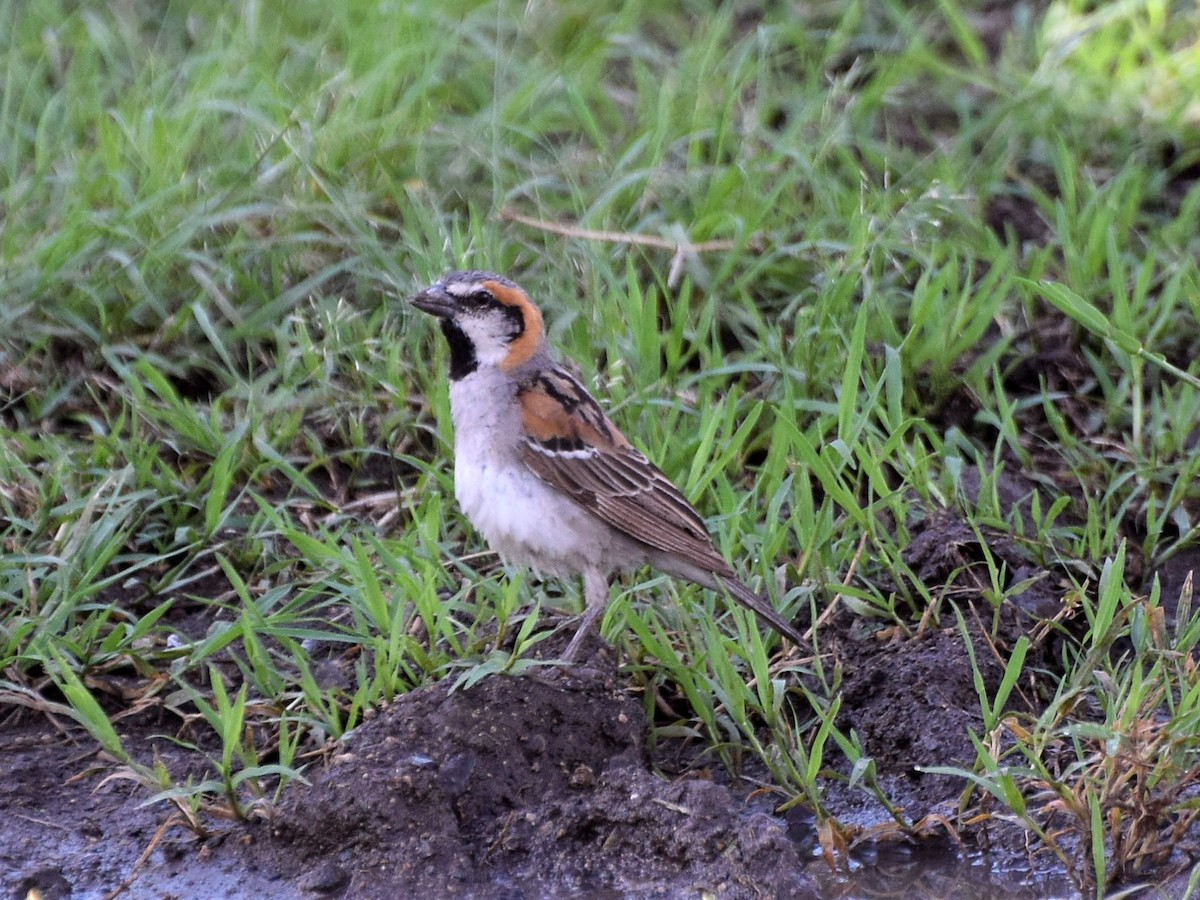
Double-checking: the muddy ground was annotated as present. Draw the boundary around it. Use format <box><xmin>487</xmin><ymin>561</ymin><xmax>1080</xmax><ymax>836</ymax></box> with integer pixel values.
<box><xmin>1</xmin><ymin>606</ymin><xmax>1070</xmax><ymax>900</ymax></box>
<box><xmin>7</xmin><ymin>503</ymin><xmax>1196</xmax><ymax>900</ymax></box>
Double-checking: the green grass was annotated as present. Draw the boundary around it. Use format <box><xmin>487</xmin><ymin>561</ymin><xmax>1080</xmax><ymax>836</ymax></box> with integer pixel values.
<box><xmin>3</xmin><ymin>0</ymin><xmax>1200</xmax><ymax>893</ymax></box>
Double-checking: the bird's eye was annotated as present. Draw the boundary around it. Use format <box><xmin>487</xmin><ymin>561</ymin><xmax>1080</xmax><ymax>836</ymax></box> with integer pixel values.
<box><xmin>466</xmin><ymin>289</ymin><xmax>494</xmax><ymax>307</ymax></box>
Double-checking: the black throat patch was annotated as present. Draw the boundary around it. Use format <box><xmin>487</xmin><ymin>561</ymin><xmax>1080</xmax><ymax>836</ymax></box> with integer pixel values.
<box><xmin>440</xmin><ymin>319</ymin><xmax>478</xmax><ymax>380</ymax></box>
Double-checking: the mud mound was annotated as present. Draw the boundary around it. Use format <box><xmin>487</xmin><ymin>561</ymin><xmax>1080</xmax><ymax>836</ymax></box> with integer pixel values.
<box><xmin>836</xmin><ymin>623</ymin><xmax>997</xmax><ymax>801</ymax></box>
<box><xmin>256</xmin><ymin>658</ymin><xmax>816</xmax><ymax>898</ymax></box>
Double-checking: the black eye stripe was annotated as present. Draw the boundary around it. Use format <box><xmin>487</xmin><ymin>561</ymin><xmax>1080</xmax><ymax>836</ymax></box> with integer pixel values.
<box><xmin>442</xmin><ymin>285</ymin><xmax>494</xmax><ymax>307</ymax></box>
<box><xmin>452</xmin><ymin>288</ymin><xmax>508</xmax><ymax>312</ymax></box>
<box><xmin>456</xmin><ymin>288</ymin><xmax>524</xmax><ymax>336</ymax></box>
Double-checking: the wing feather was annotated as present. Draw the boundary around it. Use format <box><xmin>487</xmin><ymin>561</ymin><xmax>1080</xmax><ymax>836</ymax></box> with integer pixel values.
<box><xmin>516</xmin><ymin>367</ymin><xmax>730</xmax><ymax>572</ymax></box>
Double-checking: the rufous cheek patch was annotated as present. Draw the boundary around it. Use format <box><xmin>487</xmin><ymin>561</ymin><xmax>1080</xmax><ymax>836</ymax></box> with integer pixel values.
<box><xmin>488</xmin><ymin>280</ymin><xmax>544</xmax><ymax>371</ymax></box>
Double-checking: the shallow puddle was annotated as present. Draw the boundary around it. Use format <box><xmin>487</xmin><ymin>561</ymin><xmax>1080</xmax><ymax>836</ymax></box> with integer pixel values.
<box><xmin>814</xmin><ymin>839</ymin><xmax>1080</xmax><ymax>899</ymax></box>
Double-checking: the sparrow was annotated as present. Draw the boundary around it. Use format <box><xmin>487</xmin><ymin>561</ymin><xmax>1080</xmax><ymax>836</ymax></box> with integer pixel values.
<box><xmin>411</xmin><ymin>269</ymin><xmax>804</xmax><ymax>661</ymax></box>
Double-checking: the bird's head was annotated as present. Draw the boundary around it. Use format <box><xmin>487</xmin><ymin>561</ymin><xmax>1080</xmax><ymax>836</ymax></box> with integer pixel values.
<box><xmin>412</xmin><ymin>270</ymin><xmax>546</xmax><ymax>379</ymax></box>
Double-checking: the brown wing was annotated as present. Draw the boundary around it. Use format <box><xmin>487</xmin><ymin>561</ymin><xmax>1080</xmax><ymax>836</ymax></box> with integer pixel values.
<box><xmin>517</xmin><ymin>365</ymin><xmax>808</xmax><ymax>649</ymax></box>
<box><xmin>516</xmin><ymin>367</ymin><xmax>732</xmax><ymax>574</ymax></box>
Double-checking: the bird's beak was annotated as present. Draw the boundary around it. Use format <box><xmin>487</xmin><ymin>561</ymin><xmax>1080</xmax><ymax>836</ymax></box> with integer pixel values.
<box><xmin>411</xmin><ymin>282</ymin><xmax>456</xmax><ymax>318</ymax></box>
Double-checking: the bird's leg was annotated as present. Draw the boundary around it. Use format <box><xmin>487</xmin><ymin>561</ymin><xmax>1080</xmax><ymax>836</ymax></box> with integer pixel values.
<box><xmin>561</xmin><ymin>568</ymin><xmax>611</xmax><ymax>662</ymax></box>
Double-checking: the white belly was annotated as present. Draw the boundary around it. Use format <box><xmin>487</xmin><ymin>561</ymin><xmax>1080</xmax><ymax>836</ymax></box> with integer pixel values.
<box><xmin>454</xmin><ymin>451</ymin><xmax>615</xmax><ymax>576</ymax></box>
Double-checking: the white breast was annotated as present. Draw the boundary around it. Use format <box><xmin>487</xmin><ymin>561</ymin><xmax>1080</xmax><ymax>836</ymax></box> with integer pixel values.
<box><xmin>447</xmin><ymin>370</ymin><xmax>644</xmax><ymax>577</ymax></box>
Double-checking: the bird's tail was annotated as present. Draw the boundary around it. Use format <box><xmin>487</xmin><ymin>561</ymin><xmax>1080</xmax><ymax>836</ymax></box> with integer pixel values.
<box><xmin>650</xmin><ymin>551</ymin><xmax>807</xmax><ymax>649</ymax></box>
<box><xmin>717</xmin><ymin>574</ymin><xmax>808</xmax><ymax>649</ymax></box>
